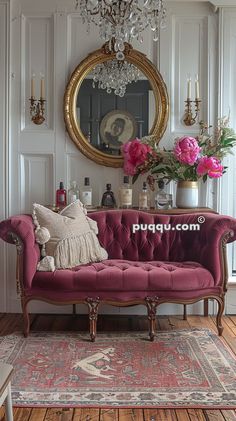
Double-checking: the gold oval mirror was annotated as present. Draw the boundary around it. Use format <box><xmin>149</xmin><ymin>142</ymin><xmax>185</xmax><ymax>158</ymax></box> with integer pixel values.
<box><xmin>64</xmin><ymin>43</ymin><xmax>169</xmax><ymax>168</ymax></box>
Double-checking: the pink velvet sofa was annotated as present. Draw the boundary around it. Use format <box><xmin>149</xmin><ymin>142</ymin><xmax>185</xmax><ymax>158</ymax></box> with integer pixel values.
<box><xmin>0</xmin><ymin>209</ymin><xmax>236</xmax><ymax>341</ymax></box>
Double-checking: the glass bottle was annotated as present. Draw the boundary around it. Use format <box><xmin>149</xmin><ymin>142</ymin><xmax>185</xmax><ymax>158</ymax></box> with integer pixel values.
<box><xmin>101</xmin><ymin>184</ymin><xmax>117</xmax><ymax>208</ymax></box>
<box><xmin>139</xmin><ymin>181</ymin><xmax>150</xmax><ymax>210</ymax></box>
<box><xmin>81</xmin><ymin>177</ymin><xmax>92</xmax><ymax>207</ymax></box>
<box><xmin>119</xmin><ymin>176</ymin><xmax>132</xmax><ymax>208</ymax></box>
<box><xmin>68</xmin><ymin>181</ymin><xmax>80</xmax><ymax>204</ymax></box>
<box><xmin>155</xmin><ymin>179</ymin><xmax>173</xmax><ymax>210</ymax></box>
<box><xmin>56</xmin><ymin>181</ymin><xmax>67</xmax><ymax>207</ymax></box>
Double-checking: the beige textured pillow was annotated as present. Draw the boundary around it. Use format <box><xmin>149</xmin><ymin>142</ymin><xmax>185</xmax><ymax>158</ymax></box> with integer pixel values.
<box><xmin>32</xmin><ymin>200</ymin><xmax>108</xmax><ymax>269</ymax></box>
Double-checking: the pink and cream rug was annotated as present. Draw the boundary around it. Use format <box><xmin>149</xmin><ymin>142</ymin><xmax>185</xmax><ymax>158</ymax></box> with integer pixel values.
<box><xmin>1</xmin><ymin>329</ymin><xmax>236</xmax><ymax>408</ymax></box>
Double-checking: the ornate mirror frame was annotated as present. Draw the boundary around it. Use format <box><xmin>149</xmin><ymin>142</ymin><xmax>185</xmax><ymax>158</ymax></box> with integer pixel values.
<box><xmin>64</xmin><ymin>43</ymin><xmax>169</xmax><ymax>168</ymax></box>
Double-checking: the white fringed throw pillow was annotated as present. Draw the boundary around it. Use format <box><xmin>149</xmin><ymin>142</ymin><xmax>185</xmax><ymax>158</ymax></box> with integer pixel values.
<box><xmin>32</xmin><ymin>200</ymin><xmax>108</xmax><ymax>269</ymax></box>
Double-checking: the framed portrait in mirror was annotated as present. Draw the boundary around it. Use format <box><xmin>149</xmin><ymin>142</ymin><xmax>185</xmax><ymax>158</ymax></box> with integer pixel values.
<box><xmin>99</xmin><ymin>110</ymin><xmax>137</xmax><ymax>154</ymax></box>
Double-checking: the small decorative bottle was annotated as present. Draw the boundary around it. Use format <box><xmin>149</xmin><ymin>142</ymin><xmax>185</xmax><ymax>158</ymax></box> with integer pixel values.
<box><xmin>139</xmin><ymin>182</ymin><xmax>150</xmax><ymax>210</ymax></box>
<box><xmin>119</xmin><ymin>176</ymin><xmax>132</xmax><ymax>209</ymax></box>
<box><xmin>56</xmin><ymin>181</ymin><xmax>67</xmax><ymax>207</ymax></box>
<box><xmin>155</xmin><ymin>179</ymin><xmax>172</xmax><ymax>210</ymax></box>
<box><xmin>81</xmin><ymin>177</ymin><xmax>92</xmax><ymax>207</ymax></box>
<box><xmin>101</xmin><ymin>184</ymin><xmax>116</xmax><ymax>208</ymax></box>
<box><xmin>68</xmin><ymin>181</ymin><xmax>80</xmax><ymax>204</ymax></box>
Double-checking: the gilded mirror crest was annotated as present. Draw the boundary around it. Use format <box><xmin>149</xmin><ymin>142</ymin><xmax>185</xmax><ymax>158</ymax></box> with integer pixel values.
<box><xmin>64</xmin><ymin>43</ymin><xmax>169</xmax><ymax>167</ymax></box>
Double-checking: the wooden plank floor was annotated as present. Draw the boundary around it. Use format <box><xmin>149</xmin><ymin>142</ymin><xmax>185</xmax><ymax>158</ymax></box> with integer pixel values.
<box><xmin>1</xmin><ymin>313</ymin><xmax>236</xmax><ymax>421</ymax></box>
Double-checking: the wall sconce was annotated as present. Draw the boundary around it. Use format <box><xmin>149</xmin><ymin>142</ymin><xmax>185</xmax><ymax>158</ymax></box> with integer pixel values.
<box><xmin>183</xmin><ymin>75</ymin><xmax>201</xmax><ymax>126</ymax></box>
<box><xmin>29</xmin><ymin>74</ymin><xmax>46</xmax><ymax>125</ymax></box>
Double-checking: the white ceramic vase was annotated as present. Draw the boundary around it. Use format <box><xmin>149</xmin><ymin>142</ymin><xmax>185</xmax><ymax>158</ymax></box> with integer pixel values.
<box><xmin>176</xmin><ymin>181</ymin><xmax>199</xmax><ymax>208</ymax></box>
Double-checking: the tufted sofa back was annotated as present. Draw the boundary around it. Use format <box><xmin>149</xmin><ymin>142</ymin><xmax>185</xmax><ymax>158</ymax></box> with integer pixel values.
<box><xmin>88</xmin><ymin>209</ymin><xmax>236</xmax><ymax>287</ymax></box>
<box><xmin>89</xmin><ymin>210</ymin><xmax>173</xmax><ymax>261</ymax></box>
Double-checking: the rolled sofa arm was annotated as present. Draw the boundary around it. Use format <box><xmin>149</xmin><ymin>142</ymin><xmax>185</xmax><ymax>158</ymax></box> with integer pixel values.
<box><xmin>168</xmin><ymin>213</ymin><xmax>236</xmax><ymax>288</ymax></box>
<box><xmin>0</xmin><ymin>215</ymin><xmax>40</xmax><ymax>290</ymax></box>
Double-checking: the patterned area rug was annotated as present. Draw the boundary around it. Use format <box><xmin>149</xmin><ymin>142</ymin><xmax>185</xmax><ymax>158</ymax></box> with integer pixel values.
<box><xmin>1</xmin><ymin>329</ymin><xmax>236</xmax><ymax>408</ymax></box>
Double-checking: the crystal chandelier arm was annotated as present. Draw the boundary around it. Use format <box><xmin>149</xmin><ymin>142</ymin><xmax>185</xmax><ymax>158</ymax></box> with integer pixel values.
<box><xmin>104</xmin><ymin>8</ymin><xmax>116</xmax><ymax>25</ymax></box>
<box><xmin>87</xmin><ymin>1</ymin><xmax>116</xmax><ymax>26</ymax></box>
<box><xmin>103</xmin><ymin>0</ymin><xmax>113</xmax><ymax>8</ymax></box>
<box><xmin>87</xmin><ymin>3</ymin><xmax>100</xmax><ymax>17</ymax></box>
<box><xmin>103</xmin><ymin>1</ymin><xmax>132</xmax><ymax>24</ymax></box>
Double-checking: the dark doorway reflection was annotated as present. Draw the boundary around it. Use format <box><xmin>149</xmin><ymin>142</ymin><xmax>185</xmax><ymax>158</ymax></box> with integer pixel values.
<box><xmin>77</xmin><ymin>78</ymin><xmax>152</xmax><ymax>155</ymax></box>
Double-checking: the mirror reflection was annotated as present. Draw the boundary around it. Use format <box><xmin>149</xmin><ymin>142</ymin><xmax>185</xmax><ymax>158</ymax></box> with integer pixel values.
<box><xmin>64</xmin><ymin>43</ymin><xmax>169</xmax><ymax>167</ymax></box>
<box><xmin>76</xmin><ymin>70</ymin><xmax>155</xmax><ymax>156</ymax></box>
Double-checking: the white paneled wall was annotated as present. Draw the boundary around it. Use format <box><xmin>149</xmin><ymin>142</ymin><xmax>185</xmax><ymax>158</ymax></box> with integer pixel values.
<box><xmin>12</xmin><ymin>0</ymin><xmax>218</xmax><ymax>216</ymax></box>
<box><xmin>0</xmin><ymin>0</ymin><xmax>9</xmax><ymax>312</ymax></box>
<box><xmin>218</xmin><ymin>8</ymin><xmax>236</xmax><ymax>299</ymax></box>
<box><xmin>0</xmin><ymin>0</ymin><xmax>235</xmax><ymax>313</ymax></box>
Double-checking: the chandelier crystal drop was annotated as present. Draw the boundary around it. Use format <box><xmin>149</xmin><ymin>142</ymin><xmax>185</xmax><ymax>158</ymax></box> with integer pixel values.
<box><xmin>92</xmin><ymin>59</ymin><xmax>140</xmax><ymax>97</ymax></box>
<box><xmin>76</xmin><ymin>0</ymin><xmax>167</xmax><ymax>59</ymax></box>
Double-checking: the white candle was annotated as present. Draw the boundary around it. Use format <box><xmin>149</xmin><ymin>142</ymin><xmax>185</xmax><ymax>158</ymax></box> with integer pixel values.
<box><xmin>195</xmin><ymin>75</ymin><xmax>200</xmax><ymax>99</ymax></box>
<box><xmin>187</xmin><ymin>77</ymin><xmax>191</xmax><ymax>99</ymax></box>
<box><xmin>31</xmin><ymin>74</ymin><xmax>35</xmax><ymax>98</ymax></box>
<box><xmin>40</xmin><ymin>77</ymin><xmax>45</xmax><ymax>100</ymax></box>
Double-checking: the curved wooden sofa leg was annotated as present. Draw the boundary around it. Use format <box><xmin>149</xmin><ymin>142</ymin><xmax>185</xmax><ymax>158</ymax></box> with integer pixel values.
<box><xmin>73</xmin><ymin>304</ymin><xmax>76</xmax><ymax>316</ymax></box>
<box><xmin>145</xmin><ymin>296</ymin><xmax>159</xmax><ymax>341</ymax></box>
<box><xmin>183</xmin><ymin>304</ymin><xmax>187</xmax><ymax>320</ymax></box>
<box><xmin>86</xmin><ymin>297</ymin><xmax>100</xmax><ymax>342</ymax></box>
<box><xmin>22</xmin><ymin>298</ymin><xmax>30</xmax><ymax>338</ymax></box>
<box><xmin>204</xmin><ymin>299</ymin><xmax>209</xmax><ymax>317</ymax></box>
<box><xmin>216</xmin><ymin>296</ymin><xmax>225</xmax><ymax>336</ymax></box>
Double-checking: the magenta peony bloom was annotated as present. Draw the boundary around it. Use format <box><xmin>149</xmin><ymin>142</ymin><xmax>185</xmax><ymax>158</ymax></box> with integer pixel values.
<box><xmin>196</xmin><ymin>156</ymin><xmax>224</xmax><ymax>178</ymax></box>
<box><xmin>123</xmin><ymin>159</ymin><xmax>136</xmax><ymax>176</ymax></box>
<box><xmin>121</xmin><ymin>138</ymin><xmax>152</xmax><ymax>175</ymax></box>
<box><xmin>121</xmin><ymin>141</ymin><xmax>131</xmax><ymax>155</ymax></box>
<box><xmin>174</xmin><ymin>136</ymin><xmax>201</xmax><ymax>165</ymax></box>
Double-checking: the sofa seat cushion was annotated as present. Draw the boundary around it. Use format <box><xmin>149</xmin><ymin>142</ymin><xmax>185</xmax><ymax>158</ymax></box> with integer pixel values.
<box><xmin>32</xmin><ymin>259</ymin><xmax>214</xmax><ymax>292</ymax></box>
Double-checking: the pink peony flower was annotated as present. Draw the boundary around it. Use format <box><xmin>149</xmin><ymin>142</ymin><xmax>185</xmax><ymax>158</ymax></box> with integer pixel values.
<box><xmin>121</xmin><ymin>141</ymin><xmax>131</xmax><ymax>154</ymax></box>
<box><xmin>196</xmin><ymin>156</ymin><xmax>224</xmax><ymax>178</ymax></box>
<box><xmin>121</xmin><ymin>138</ymin><xmax>152</xmax><ymax>175</ymax></box>
<box><xmin>174</xmin><ymin>136</ymin><xmax>201</xmax><ymax>165</ymax></box>
<box><xmin>123</xmin><ymin>159</ymin><xmax>136</xmax><ymax>176</ymax></box>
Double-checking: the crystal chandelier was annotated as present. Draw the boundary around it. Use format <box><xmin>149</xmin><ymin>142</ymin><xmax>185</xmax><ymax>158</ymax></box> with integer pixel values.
<box><xmin>76</xmin><ymin>0</ymin><xmax>167</xmax><ymax>59</ymax></box>
<box><xmin>92</xmin><ymin>59</ymin><xmax>140</xmax><ymax>97</ymax></box>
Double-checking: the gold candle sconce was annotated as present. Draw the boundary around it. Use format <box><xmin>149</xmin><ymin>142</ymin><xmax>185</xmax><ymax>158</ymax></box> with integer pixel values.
<box><xmin>29</xmin><ymin>74</ymin><xmax>46</xmax><ymax>125</ymax></box>
<box><xmin>183</xmin><ymin>75</ymin><xmax>201</xmax><ymax>126</ymax></box>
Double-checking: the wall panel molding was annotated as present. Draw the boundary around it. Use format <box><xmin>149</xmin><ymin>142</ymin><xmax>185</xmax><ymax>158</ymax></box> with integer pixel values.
<box><xmin>160</xmin><ymin>2</ymin><xmax>217</xmax><ymax>150</ymax></box>
<box><xmin>171</xmin><ymin>15</ymin><xmax>209</xmax><ymax>134</ymax></box>
<box><xmin>20</xmin><ymin>153</ymin><xmax>54</xmax><ymax>212</ymax></box>
<box><xmin>21</xmin><ymin>14</ymin><xmax>54</xmax><ymax>131</ymax></box>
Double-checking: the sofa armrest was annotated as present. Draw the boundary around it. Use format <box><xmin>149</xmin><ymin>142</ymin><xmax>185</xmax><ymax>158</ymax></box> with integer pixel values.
<box><xmin>0</xmin><ymin>215</ymin><xmax>40</xmax><ymax>290</ymax></box>
<box><xmin>168</xmin><ymin>213</ymin><xmax>236</xmax><ymax>288</ymax></box>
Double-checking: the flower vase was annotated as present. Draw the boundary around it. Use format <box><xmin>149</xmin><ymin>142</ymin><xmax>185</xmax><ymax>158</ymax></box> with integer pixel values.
<box><xmin>176</xmin><ymin>181</ymin><xmax>199</xmax><ymax>208</ymax></box>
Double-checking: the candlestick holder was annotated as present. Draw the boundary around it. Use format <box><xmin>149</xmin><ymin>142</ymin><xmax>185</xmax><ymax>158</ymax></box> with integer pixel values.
<box><xmin>29</xmin><ymin>97</ymin><xmax>46</xmax><ymax>125</ymax></box>
<box><xmin>183</xmin><ymin>98</ymin><xmax>201</xmax><ymax>126</ymax></box>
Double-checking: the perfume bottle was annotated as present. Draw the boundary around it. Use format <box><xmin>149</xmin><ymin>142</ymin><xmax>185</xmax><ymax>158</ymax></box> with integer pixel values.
<box><xmin>119</xmin><ymin>176</ymin><xmax>132</xmax><ymax>208</ymax></box>
<box><xmin>81</xmin><ymin>177</ymin><xmax>92</xmax><ymax>207</ymax></box>
<box><xmin>139</xmin><ymin>182</ymin><xmax>150</xmax><ymax>210</ymax></box>
<box><xmin>101</xmin><ymin>184</ymin><xmax>116</xmax><ymax>208</ymax></box>
<box><xmin>56</xmin><ymin>181</ymin><xmax>67</xmax><ymax>207</ymax></box>
<box><xmin>68</xmin><ymin>181</ymin><xmax>80</xmax><ymax>204</ymax></box>
<box><xmin>155</xmin><ymin>180</ymin><xmax>172</xmax><ymax>210</ymax></box>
